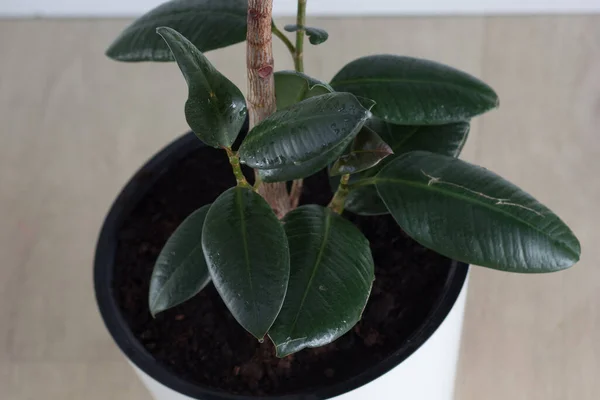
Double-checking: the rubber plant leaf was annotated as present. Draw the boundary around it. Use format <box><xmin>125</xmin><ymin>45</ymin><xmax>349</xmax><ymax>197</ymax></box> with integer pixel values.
<box><xmin>149</xmin><ymin>205</ymin><xmax>212</xmax><ymax>317</ymax></box>
<box><xmin>375</xmin><ymin>151</ymin><xmax>581</xmax><ymax>272</ymax></box>
<box><xmin>269</xmin><ymin>205</ymin><xmax>374</xmax><ymax>357</ymax></box>
<box><xmin>202</xmin><ymin>187</ymin><xmax>290</xmax><ymax>339</ymax></box>
<box><xmin>331</xmin><ymin>55</ymin><xmax>498</xmax><ymax>125</ymax></box>
<box><xmin>158</xmin><ymin>27</ymin><xmax>247</xmax><ymax>148</ymax></box>
<box><xmin>107</xmin><ymin>0</ymin><xmax>248</xmax><ymax>61</ymax></box>
<box><xmin>239</xmin><ymin>93</ymin><xmax>372</xmax><ymax>182</ymax></box>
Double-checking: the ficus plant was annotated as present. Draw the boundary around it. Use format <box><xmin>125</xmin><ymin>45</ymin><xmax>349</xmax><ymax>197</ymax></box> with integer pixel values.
<box><xmin>107</xmin><ymin>0</ymin><xmax>580</xmax><ymax>358</ymax></box>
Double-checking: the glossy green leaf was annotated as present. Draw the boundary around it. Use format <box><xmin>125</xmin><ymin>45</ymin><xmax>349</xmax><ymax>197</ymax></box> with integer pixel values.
<box><xmin>330</xmin><ymin>55</ymin><xmax>499</xmax><ymax>125</ymax></box>
<box><xmin>269</xmin><ymin>205</ymin><xmax>374</xmax><ymax>357</ymax></box>
<box><xmin>239</xmin><ymin>93</ymin><xmax>372</xmax><ymax>182</ymax></box>
<box><xmin>330</xmin><ymin>125</ymin><xmax>393</xmax><ymax>176</ymax></box>
<box><xmin>283</xmin><ymin>25</ymin><xmax>329</xmax><ymax>45</ymax></box>
<box><xmin>258</xmin><ymin>136</ymin><xmax>354</xmax><ymax>183</ymax></box>
<box><xmin>202</xmin><ymin>187</ymin><xmax>290</xmax><ymax>339</ymax></box>
<box><xmin>274</xmin><ymin>71</ymin><xmax>333</xmax><ymax>110</ymax></box>
<box><xmin>375</xmin><ymin>151</ymin><xmax>581</xmax><ymax>272</ymax></box>
<box><xmin>106</xmin><ymin>0</ymin><xmax>248</xmax><ymax>62</ymax></box>
<box><xmin>149</xmin><ymin>205</ymin><xmax>212</xmax><ymax>317</ymax></box>
<box><xmin>158</xmin><ymin>27</ymin><xmax>247</xmax><ymax>148</ymax></box>
<box><xmin>342</xmin><ymin>120</ymin><xmax>470</xmax><ymax>215</ymax></box>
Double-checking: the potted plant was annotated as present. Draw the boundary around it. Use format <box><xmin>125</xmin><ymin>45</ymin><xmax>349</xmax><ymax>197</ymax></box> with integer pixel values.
<box><xmin>94</xmin><ymin>0</ymin><xmax>581</xmax><ymax>399</ymax></box>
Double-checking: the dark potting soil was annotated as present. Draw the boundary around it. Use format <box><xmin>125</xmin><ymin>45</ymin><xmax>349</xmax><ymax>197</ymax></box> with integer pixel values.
<box><xmin>113</xmin><ymin>144</ymin><xmax>452</xmax><ymax>396</ymax></box>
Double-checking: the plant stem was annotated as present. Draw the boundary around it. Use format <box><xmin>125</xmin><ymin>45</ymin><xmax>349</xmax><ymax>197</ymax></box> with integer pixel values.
<box><xmin>247</xmin><ymin>0</ymin><xmax>291</xmax><ymax>218</ymax></box>
<box><xmin>253</xmin><ymin>171</ymin><xmax>263</xmax><ymax>190</ymax></box>
<box><xmin>294</xmin><ymin>0</ymin><xmax>307</xmax><ymax>72</ymax></box>
<box><xmin>272</xmin><ymin>22</ymin><xmax>296</xmax><ymax>65</ymax></box>
<box><xmin>328</xmin><ymin>174</ymin><xmax>350</xmax><ymax>214</ymax></box>
<box><xmin>288</xmin><ymin>0</ymin><xmax>308</xmax><ymax>208</ymax></box>
<box><xmin>247</xmin><ymin>0</ymin><xmax>276</xmax><ymax>127</ymax></box>
<box><xmin>225</xmin><ymin>148</ymin><xmax>252</xmax><ymax>189</ymax></box>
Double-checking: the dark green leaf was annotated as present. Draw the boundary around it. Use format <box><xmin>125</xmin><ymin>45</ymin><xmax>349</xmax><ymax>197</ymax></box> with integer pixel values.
<box><xmin>274</xmin><ymin>71</ymin><xmax>333</xmax><ymax>110</ymax></box>
<box><xmin>305</xmin><ymin>27</ymin><xmax>329</xmax><ymax>45</ymax></box>
<box><xmin>158</xmin><ymin>27</ymin><xmax>247</xmax><ymax>148</ymax></box>
<box><xmin>269</xmin><ymin>205</ymin><xmax>374</xmax><ymax>357</ymax></box>
<box><xmin>202</xmin><ymin>187</ymin><xmax>290</xmax><ymax>339</ymax></box>
<box><xmin>258</xmin><ymin>137</ymin><xmax>353</xmax><ymax>183</ymax></box>
<box><xmin>330</xmin><ymin>55</ymin><xmax>499</xmax><ymax>125</ymax></box>
<box><xmin>149</xmin><ymin>205</ymin><xmax>211</xmax><ymax>317</ymax></box>
<box><xmin>239</xmin><ymin>93</ymin><xmax>372</xmax><ymax>182</ymax></box>
<box><xmin>375</xmin><ymin>151</ymin><xmax>580</xmax><ymax>272</ymax></box>
<box><xmin>341</xmin><ymin>120</ymin><xmax>470</xmax><ymax>215</ymax></box>
<box><xmin>283</xmin><ymin>25</ymin><xmax>329</xmax><ymax>45</ymax></box>
<box><xmin>330</xmin><ymin>126</ymin><xmax>393</xmax><ymax>176</ymax></box>
<box><xmin>106</xmin><ymin>0</ymin><xmax>248</xmax><ymax>62</ymax></box>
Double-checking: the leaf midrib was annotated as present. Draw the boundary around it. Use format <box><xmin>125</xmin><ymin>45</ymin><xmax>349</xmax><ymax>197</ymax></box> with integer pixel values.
<box><xmin>236</xmin><ymin>188</ymin><xmax>258</xmax><ymax>330</ymax></box>
<box><xmin>375</xmin><ymin>176</ymin><xmax>576</xmax><ymax>256</ymax></box>
<box><xmin>260</xmin><ymin>134</ymin><xmax>353</xmax><ymax>174</ymax></box>
<box><xmin>285</xmin><ymin>211</ymin><xmax>332</xmax><ymax>339</ymax></box>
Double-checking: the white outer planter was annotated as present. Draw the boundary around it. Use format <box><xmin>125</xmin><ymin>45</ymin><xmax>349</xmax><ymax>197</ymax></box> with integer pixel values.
<box><xmin>129</xmin><ymin>278</ymin><xmax>468</xmax><ymax>400</ymax></box>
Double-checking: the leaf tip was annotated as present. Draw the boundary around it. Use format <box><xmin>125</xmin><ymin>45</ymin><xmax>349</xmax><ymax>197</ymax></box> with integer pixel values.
<box><xmin>274</xmin><ymin>347</ymin><xmax>290</xmax><ymax>359</ymax></box>
<box><xmin>105</xmin><ymin>40</ymin><xmax>130</xmax><ymax>62</ymax></box>
<box><xmin>564</xmin><ymin>234</ymin><xmax>582</xmax><ymax>267</ymax></box>
<box><xmin>105</xmin><ymin>45</ymin><xmax>117</xmax><ymax>59</ymax></box>
<box><xmin>355</xmin><ymin>95</ymin><xmax>376</xmax><ymax>112</ymax></box>
<box><xmin>155</xmin><ymin>26</ymin><xmax>170</xmax><ymax>38</ymax></box>
<box><xmin>272</xmin><ymin>339</ymin><xmax>296</xmax><ymax>358</ymax></box>
<box><xmin>149</xmin><ymin>305</ymin><xmax>160</xmax><ymax>319</ymax></box>
<box><xmin>248</xmin><ymin>328</ymin><xmax>269</xmax><ymax>342</ymax></box>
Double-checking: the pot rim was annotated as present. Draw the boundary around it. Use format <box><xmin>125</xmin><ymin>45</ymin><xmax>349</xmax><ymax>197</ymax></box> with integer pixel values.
<box><xmin>94</xmin><ymin>131</ymin><xmax>469</xmax><ymax>400</ymax></box>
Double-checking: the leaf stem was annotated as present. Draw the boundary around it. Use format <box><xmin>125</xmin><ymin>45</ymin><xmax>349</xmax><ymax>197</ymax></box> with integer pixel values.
<box><xmin>225</xmin><ymin>147</ymin><xmax>252</xmax><ymax>189</ymax></box>
<box><xmin>295</xmin><ymin>0</ymin><xmax>307</xmax><ymax>72</ymax></box>
<box><xmin>253</xmin><ymin>171</ymin><xmax>263</xmax><ymax>190</ymax></box>
<box><xmin>272</xmin><ymin>22</ymin><xmax>296</xmax><ymax>65</ymax></box>
<box><xmin>287</xmin><ymin>0</ymin><xmax>308</xmax><ymax>208</ymax></box>
<box><xmin>328</xmin><ymin>174</ymin><xmax>350</xmax><ymax>214</ymax></box>
<box><xmin>347</xmin><ymin>177</ymin><xmax>377</xmax><ymax>190</ymax></box>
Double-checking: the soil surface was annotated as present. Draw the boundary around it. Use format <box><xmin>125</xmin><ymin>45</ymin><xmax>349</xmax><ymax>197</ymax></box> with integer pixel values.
<box><xmin>113</xmin><ymin>144</ymin><xmax>453</xmax><ymax>396</ymax></box>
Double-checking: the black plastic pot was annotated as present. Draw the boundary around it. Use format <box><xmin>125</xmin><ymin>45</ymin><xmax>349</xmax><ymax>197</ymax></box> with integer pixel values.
<box><xmin>94</xmin><ymin>131</ymin><xmax>469</xmax><ymax>400</ymax></box>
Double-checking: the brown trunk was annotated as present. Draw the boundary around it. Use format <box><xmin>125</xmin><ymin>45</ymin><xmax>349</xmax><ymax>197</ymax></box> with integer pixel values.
<box><xmin>246</xmin><ymin>0</ymin><xmax>291</xmax><ymax>218</ymax></box>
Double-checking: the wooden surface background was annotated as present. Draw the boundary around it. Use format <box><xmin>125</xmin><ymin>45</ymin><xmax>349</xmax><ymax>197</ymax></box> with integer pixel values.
<box><xmin>0</xmin><ymin>16</ymin><xmax>598</xmax><ymax>399</ymax></box>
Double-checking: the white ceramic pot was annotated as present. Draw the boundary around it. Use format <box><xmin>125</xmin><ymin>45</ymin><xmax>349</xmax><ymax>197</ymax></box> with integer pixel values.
<box><xmin>129</xmin><ymin>277</ymin><xmax>468</xmax><ymax>400</ymax></box>
<box><xmin>94</xmin><ymin>132</ymin><xmax>470</xmax><ymax>400</ymax></box>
